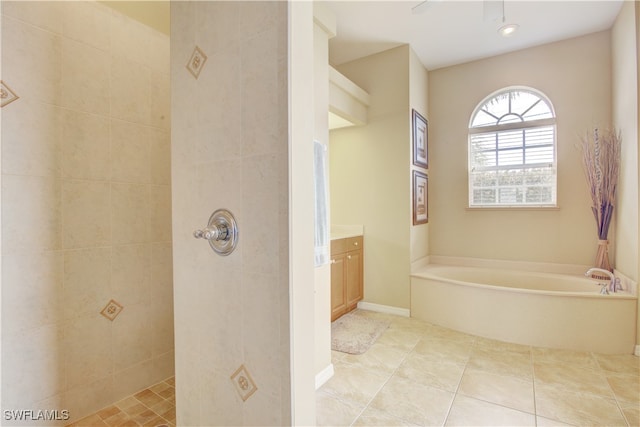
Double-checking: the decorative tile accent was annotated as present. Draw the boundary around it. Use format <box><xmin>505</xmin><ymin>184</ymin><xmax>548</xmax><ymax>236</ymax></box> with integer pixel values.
<box><xmin>0</xmin><ymin>81</ymin><xmax>19</xmax><ymax>108</ymax></box>
<box><xmin>230</xmin><ymin>364</ymin><xmax>258</xmax><ymax>402</ymax></box>
<box><xmin>100</xmin><ymin>299</ymin><xmax>124</xmax><ymax>321</ymax></box>
<box><xmin>186</xmin><ymin>46</ymin><xmax>207</xmax><ymax>79</ymax></box>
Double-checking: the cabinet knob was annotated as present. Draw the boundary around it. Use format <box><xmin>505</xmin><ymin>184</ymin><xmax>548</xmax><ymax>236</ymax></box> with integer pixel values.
<box><xmin>330</xmin><ymin>259</ymin><xmax>336</xmax><ymax>264</ymax></box>
<box><xmin>353</xmin><ymin>241</ymin><xmax>358</xmax><ymax>246</ymax></box>
<box><xmin>347</xmin><ymin>255</ymin><xmax>352</xmax><ymax>260</ymax></box>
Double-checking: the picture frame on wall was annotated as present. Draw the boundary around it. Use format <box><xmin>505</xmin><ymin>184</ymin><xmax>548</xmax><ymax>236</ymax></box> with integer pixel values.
<box><xmin>412</xmin><ymin>109</ymin><xmax>428</xmax><ymax>168</ymax></box>
<box><xmin>413</xmin><ymin>170</ymin><xmax>428</xmax><ymax>225</ymax></box>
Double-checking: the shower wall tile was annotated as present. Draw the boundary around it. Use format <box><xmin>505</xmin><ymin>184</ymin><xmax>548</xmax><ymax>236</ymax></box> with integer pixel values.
<box><xmin>1</xmin><ymin>325</ymin><xmax>66</xmax><ymax>406</ymax></box>
<box><xmin>1</xmin><ymin>99</ymin><xmax>62</xmax><ymax>177</ymax></box>
<box><xmin>111</xmin><ymin>56</ymin><xmax>151</xmax><ymax>125</ymax></box>
<box><xmin>111</xmin><ymin>183</ymin><xmax>150</xmax><ymax>244</ymax></box>
<box><xmin>61</xmin><ymin>1</ymin><xmax>111</xmax><ymax>51</ymax></box>
<box><xmin>242</xmin><ymin>154</ymin><xmax>281</xmax><ymax>275</ymax></box>
<box><xmin>150</xmin><ymin>71</ymin><xmax>171</xmax><ymax>130</ymax></box>
<box><xmin>111</xmin><ymin>119</ymin><xmax>151</xmax><ymax>183</ymax></box>
<box><xmin>196</xmin><ymin>1</ymin><xmax>240</xmax><ymax>55</ymax></box>
<box><xmin>113</xmin><ymin>304</ymin><xmax>152</xmax><ymax>371</ymax></box>
<box><xmin>61</xmin><ymin>38</ymin><xmax>110</xmax><ymax>115</ymax></box>
<box><xmin>62</xmin><ymin>180</ymin><xmax>111</xmax><ymax>248</ymax></box>
<box><xmin>111</xmin><ymin>244</ymin><xmax>151</xmax><ymax>306</ymax></box>
<box><xmin>241</xmin><ymin>29</ymin><xmax>279</xmax><ymax>123</ymax></box>
<box><xmin>61</xmin><ymin>109</ymin><xmax>111</xmax><ymax>181</ymax></box>
<box><xmin>64</xmin><ymin>314</ymin><xmax>113</xmax><ymax>388</ymax></box>
<box><xmin>149</xmin><ymin>185</ymin><xmax>173</xmax><ymax>242</ymax></box>
<box><xmin>112</xmin><ymin>359</ymin><xmax>154</xmax><ymax>401</ymax></box>
<box><xmin>199</xmin><ymin>367</ymin><xmax>243</xmax><ymax>425</ymax></box>
<box><xmin>1</xmin><ymin>174</ymin><xmax>61</xmax><ymax>254</ymax></box>
<box><xmin>2</xmin><ymin>1</ymin><xmax>64</xmax><ymax>34</ymax></box>
<box><xmin>1</xmin><ymin>16</ymin><xmax>62</xmax><ymax>104</ymax></box>
<box><xmin>1</xmin><ymin>252</ymin><xmax>63</xmax><ymax>334</ymax></box>
<box><xmin>109</xmin><ymin>10</ymin><xmax>151</xmax><ymax>67</ymax></box>
<box><xmin>2</xmin><ymin>2</ymin><xmax>173</xmax><ymax>422</ymax></box>
<box><xmin>65</xmin><ymin>375</ymin><xmax>115</xmax><ymax>425</ymax></box>
<box><xmin>151</xmin><ymin>242</ymin><xmax>174</xmax><ymax>301</ymax></box>
<box><xmin>63</xmin><ymin>248</ymin><xmax>111</xmax><ymax>320</ymax></box>
<box><xmin>150</xmin><ymin>296</ymin><xmax>174</xmax><ymax>356</ymax></box>
<box><xmin>150</xmin><ymin>128</ymin><xmax>171</xmax><ymax>185</ymax></box>
<box><xmin>173</xmin><ymin>1</ymin><xmax>289</xmax><ymax>424</ymax></box>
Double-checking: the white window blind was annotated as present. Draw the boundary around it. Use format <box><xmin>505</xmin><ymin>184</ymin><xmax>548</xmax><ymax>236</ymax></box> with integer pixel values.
<box><xmin>468</xmin><ymin>88</ymin><xmax>557</xmax><ymax>207</ymax></box>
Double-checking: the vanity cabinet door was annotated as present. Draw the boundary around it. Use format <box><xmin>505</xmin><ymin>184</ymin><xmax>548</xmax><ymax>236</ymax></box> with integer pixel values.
<box><xmin>330</xmin><ymin>236</ymin><xmax>363</xmax><ymax>321</ymax></box>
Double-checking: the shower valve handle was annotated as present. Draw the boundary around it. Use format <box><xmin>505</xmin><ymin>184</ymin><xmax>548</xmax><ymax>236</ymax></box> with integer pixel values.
<box><xmin>193</xmin><ymin>209</ymin><xmax>239</xmax><ymax>256</ymax></box>
<box><xmin>193</xmin><ymin>225</ymin><xmax>229</xmax><ymax>241</ymax></box>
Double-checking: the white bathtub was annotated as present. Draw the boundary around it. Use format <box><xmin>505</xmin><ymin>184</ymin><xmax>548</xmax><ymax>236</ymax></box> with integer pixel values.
<box><xmin>411</xmin><ymin>264</ymin><xmax>637</xmax><ymax>354</ymax></box>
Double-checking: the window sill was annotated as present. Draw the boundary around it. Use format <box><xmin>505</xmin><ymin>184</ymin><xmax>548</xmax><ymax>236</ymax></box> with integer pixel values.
<box><xmin>466</xmin><ymin>205</ymin><xmax>560</xmax><ymax>211</ymax></box>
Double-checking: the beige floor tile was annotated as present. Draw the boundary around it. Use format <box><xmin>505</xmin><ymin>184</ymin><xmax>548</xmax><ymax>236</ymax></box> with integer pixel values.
<box><xmin>445</xmin><ymin>394</ymin><xmax>535</xmax><ymax>426</ymax></box>
<box><xmin>395</xmin><ymin>351</ymin><xmax>465</xmax><ymax>392</ymax></box>
<box><xmin>534</xmin><ymin>362</ymin><xmax>614</xmax><ymax>399</ymax></box>
<box><xmin>467</xmin><ymin>347</ymin><xmax>533</xmax><ymax>379</ymax></box>
<box><xmin>426</xmin><ymin>324</ymin><xmax>477</xmax><ymax>344</ymax></box>
<box><xmin>319</xmin><ymin>360</ymin><xmax>389</xmax><ymax>406</ymax></box>
<box><xmin>412</xmin><ymin>336</ymin><xmax>473</xmax><ymax>365</ymax></box>
<box><xmin>368</xmin><ymin>374</ymin><xmax>454</xmax><ymax>426</ymax></box>
<box><xmin>535</xmin><ymin>385</ymin><xmax>627</xmax><ymax>426</ymax></box>
<box><xmin>458</xmin><ymin>369</ymin><xmax>534</xmax><ymax>413</ymax></box>
<box><xmin>376</xmin><ymin>327</ymin><xmax>423</xmax><ymax>351</ymax></box>
<box><xmin>532</xmin><ymin>347</ymin><xmax>599</xmax><ymax>369</ymax></box>
<box><xmin>595</xmin><ymin>353</ymin><xmax>640</xmax><ymax>376</ymax></box>
<box><xmin>315</xmin><ymin>391</ymin><xmax>364</xmax><ymax>427</ymax></box>
<box><xmin>620</xmin><ymin>401</ymin><xmax>639</xmax><ymax>427</ymax></box>
<box><xmin>353</xmin><ymin>406</ymin><xmax>420</xmax><ymax>426</ymax></box>
<box><xmin>474</xmin><ymin>336</ymin><xmax>532</xmax><ymax>354</ymax></box>
<box><xmin>535</xmin><ymin>415</ymin><xmax>575</xmax><ymax>426</ymax></box>
<box><xmin>341</xmin><ymin>342</ymin><xmax>409</xmax><ymax>374</ymax></box>
<box><xmin>607</xmin><ymin>373</ymin><xmax>640</xmax><ymax>405</ymax></box>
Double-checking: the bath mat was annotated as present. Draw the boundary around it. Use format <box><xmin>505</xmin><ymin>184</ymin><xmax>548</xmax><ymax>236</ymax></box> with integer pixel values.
<box><xmin>331</xmin><ymin>311</ymin><xmax>390</xmax><ymax>355</ymax></box>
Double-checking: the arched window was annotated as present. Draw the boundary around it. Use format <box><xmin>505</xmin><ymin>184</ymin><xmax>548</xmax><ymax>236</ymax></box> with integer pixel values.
<box><xmin>468</xmin><ymin>87</ymin><xmax>557</xmax><ymax>207</ymax></box>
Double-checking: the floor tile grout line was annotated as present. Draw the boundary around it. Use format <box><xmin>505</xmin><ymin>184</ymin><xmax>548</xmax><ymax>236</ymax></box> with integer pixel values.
<box><xmin>348</xmin><ymin>329</ymin><xmax>422</xmax><ymax>427</ymax></box>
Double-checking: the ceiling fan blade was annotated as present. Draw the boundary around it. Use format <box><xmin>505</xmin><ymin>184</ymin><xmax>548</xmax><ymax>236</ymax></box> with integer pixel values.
<box><xmin>412</xmin><ymin>0</ymin><xmax>444</xmax><ymax>15</ymax></box>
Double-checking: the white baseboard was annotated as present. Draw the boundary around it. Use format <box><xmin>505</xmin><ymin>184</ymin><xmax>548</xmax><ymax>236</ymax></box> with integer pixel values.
<box><xmin>315</xmin><ymin>363</ymin><xmax>334</xmax><ymax>390</ymax></box>
<box><xmin>357</xmin><ymin>301</ymin><xmax>410</xmax><ymax>317</ymax></box>
<box><xmin>635</xmin><ymin>345</ymin><xmax>640</xmax><ymax>357</ymax></box>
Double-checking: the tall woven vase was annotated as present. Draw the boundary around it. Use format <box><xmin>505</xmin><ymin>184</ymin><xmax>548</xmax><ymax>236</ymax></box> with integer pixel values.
<box><xmin>595</xmin><ymin>239</ymin><xmax>612</xmax><ymax>271</ymax></box>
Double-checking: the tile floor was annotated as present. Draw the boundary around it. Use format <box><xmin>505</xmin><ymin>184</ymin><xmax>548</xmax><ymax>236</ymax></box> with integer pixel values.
<box><xmin>67</xmin><ymin>377</ymin><xmax>175</xmax><ymax>427</ymax></box>
<box><xmin>317</xmin><ymin>310</ymin><xmax>640</xmax><ymax>426</ymax></box>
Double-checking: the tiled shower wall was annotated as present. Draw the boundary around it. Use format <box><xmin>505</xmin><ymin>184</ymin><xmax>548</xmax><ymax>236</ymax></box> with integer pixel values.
<box><xmin>1</xmin><ymin>2</ymin><xmax>173</xmax><ymax>424</ymax></box>
<box><xmin>171</xmin><ymin>1</ymin><xmax>291</xmax><ymax>425</ymax></box>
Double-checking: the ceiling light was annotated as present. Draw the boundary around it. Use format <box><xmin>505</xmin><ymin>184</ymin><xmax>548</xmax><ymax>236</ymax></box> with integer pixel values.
<box><xmin>498</xmin><ymin>23</ymin><xmax>519</xmax><ymax>37</ymax></box>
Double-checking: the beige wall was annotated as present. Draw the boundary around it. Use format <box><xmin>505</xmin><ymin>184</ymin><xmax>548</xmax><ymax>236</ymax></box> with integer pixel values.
<box><xmin>1</xmin><ymin>1</ymin><xmax>173</xmax><ymax>423</ymax></box>
<box><xmin>428</xmin><ymin>32</ymin><xmax>612</xmax><ymax>266</ymax></box>
<box><xmin>611</xmin><ymin>1</ymin><xmax>639</xmax><ymax>348</ymax></box>
<box><xmin>409</xmin><ymin>49</ymin><xmax>430</xmax><ymax>264</ymax></box>
<box><xmin>331</xmin><ymin>46</ymin><xmax>412</xmax><ymax>309</ymax></box>
<box><xmin>171</xmin><ymin>1</ymin><xmax>298</xmax><ymax>425</ymax></box>
<box><xmin>313</xmin><ymin>7</ymin><xmax>334</xmax><ymax>380</ymax></box>
<box><xmin>612</xmin><ymin>0</ymin><xmax>639</xmax><ymax>284</ymax></box>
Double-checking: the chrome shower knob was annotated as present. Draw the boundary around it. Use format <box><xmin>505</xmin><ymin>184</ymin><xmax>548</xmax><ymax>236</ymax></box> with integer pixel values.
<box><xmin>193</xmin><ymin>209</ymin><xmax>238</xmax><ymax>256</ymax></box>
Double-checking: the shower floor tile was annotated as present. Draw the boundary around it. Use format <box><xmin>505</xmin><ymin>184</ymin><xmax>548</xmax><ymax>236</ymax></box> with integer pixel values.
<box><xmin>67</xmin><ymin>377</ymin><xmax>175</xmax><ymax>427</ymax></box>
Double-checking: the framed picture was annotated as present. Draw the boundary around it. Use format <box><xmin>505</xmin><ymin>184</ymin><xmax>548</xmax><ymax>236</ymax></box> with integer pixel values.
<box><xmin>413</xmin><ymin>170</ymin><xmax>428</xmax><ymax>225</ymax></box>
<box><xmin>412</xmin><ymin>109</ymin><xmax>428</xmax><ymax>168</ymax></box>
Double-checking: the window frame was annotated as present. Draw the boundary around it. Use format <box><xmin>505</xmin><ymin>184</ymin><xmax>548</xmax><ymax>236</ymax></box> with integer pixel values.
<box><xmin>467</xmin><ymin>86</ymin><xmax>558</xmax><ymax>209</ymax></box>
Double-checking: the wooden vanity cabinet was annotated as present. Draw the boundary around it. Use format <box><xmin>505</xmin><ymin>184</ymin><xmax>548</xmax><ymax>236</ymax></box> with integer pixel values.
<box><xmin>330</xmin><ymin>236</ymin><xmax>363</xmax><ymax>321</ymax></box>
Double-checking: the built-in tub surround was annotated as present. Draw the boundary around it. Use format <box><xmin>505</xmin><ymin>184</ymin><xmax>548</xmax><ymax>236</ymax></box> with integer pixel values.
<box><xmin>411</xmin><ymin>259</ymin><xmax>637</xmax><ymax>354</ymax></box>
